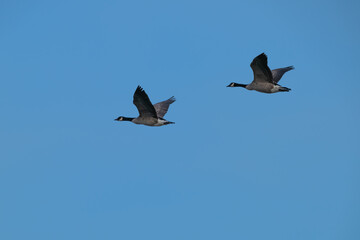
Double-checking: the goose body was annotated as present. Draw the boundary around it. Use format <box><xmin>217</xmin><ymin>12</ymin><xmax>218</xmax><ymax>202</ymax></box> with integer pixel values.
<box><xmin>227</xmin><ymin>53</ymin><xmax>294</xmax><ymax>93</ymax></box>
<box><xmin>115</xmin><ymin>86</ymin><xmax>175</xmax><ymax>127</ymax></box>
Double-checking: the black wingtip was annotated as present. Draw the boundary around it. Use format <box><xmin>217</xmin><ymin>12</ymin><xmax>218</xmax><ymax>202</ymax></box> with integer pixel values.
<box><xmin>169</xmin><ymin>96</ymin><xmax>176</xmax><ymax>102</ymax></box>
<box><xmin>135</xmin><ymin>85</ymin><xmax>147</xmax><ymax>96</ymax></box>
<box><xmin>257</xmin><ymin>52</ymin><xmax>268</xmax><ymax>60</ymax></box>
<box><xmin>251</xmin><ymin>53</ymin><xmax>268</xmax><ymax>67</ymax></box>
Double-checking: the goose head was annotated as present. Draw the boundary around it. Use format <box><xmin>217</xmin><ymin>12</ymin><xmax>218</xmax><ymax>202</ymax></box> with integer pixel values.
<box><xmin>114</xmin><ymin>116</ymin><xmax>124</xmax><ymax>121</ymax></box>
<box><xmin>114</xmin><ymin>116</ymin><xmax>135</xmax><ymax>122</ymax></box>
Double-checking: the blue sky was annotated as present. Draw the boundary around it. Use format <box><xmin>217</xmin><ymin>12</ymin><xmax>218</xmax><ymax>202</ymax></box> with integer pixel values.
<box><xmin>0</xmin><ymin>0</ymin><xmax>359</xmax><ymax>239</ymax></box>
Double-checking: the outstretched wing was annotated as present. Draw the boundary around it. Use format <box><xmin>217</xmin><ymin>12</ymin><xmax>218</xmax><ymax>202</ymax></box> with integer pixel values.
<box><xmin>250</xmin><ymin>53</ymin><xmax>274</xmax><ymax>84</ymax></box>
<box><xmin>271</xmin><ymin>66</ymin><xmax>294</xmax><ymax>83</ymax></box>
<box><xmin>133</xmin><ymin>86</ymin><xmax>157</xmax><ymax>118</ymax></box>
<box><xmin>153</xmin><ymin>96</ymin><xmax>176</xmax><ymax>118</ymax></box>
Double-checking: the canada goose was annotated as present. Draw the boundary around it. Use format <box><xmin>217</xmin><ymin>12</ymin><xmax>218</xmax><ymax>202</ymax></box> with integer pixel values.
<box><xmin>115</xmin><ymin>86</ymin><xmax>175</xmax><ymax>126</ymax></box>
<box><xmin>227</xmin><ymin>53</ymin><xmax>294</xmax><ymax>93</ymax></box>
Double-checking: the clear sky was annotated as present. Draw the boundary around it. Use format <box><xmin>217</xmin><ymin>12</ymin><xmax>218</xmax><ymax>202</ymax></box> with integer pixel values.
<box><xmin>0</xmin><ymin>0</ymin><xmax>359</xmax><ymax>239</ymax></box>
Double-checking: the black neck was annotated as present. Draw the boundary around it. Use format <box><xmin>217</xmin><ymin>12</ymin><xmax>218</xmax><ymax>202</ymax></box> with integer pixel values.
<box><xmin>122</xmin><ymin>117</ymin><xmax>134</xmax><ymax>121</ymax></box>
<box><xmin>232</xmin><ymin>83</ymin><xmax>247</xmax><ymax>88</ymax></box>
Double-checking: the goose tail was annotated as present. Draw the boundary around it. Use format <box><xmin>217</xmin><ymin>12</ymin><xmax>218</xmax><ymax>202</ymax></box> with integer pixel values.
<box><xmin>279</xmin><ymin>86</ymin><xmax>291</xmax><ymax>92</ymax></box>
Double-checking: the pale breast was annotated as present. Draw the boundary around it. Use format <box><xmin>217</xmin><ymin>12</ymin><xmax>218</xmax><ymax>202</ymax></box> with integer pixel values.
<box><xmin>247</xmin><ymin>82</ymin><xmax>274</xmax><ymax>93</ymax></box>
<box><xmin>132</xmin><ymin>117</ymin><xmax>158</xmax><ymax>126</ymax></box>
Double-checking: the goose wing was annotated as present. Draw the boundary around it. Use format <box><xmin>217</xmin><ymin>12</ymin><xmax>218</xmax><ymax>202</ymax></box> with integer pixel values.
<box><xmin>133</xmin><ymin>86</ymin><xmax>157</xmax><ymax>118</ymax></box>
<box><xmin>250</xmin><ymin>53</ymin><xmax>274</xmax><ymax>84</ymax></box>
<box><xmin>153</xmin><ymin>96</ymin><xmax>176</xmax><ymax>118</ymax></box>
<box><xmin>271</xmin><ymin>66</ymin><xmax>294</xmax><ymax>83</ymax></box>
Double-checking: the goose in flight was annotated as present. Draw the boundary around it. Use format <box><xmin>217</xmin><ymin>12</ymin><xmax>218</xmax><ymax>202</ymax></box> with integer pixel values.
<box><xmin>227</xmin><ymin>53</ymin><xmax>294</xmax><ymax>93</ymax></box>
<box><xmin>115</xmin><ymin>86</ymin><xmax>175</xmax><ymax>126</ymax></box>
